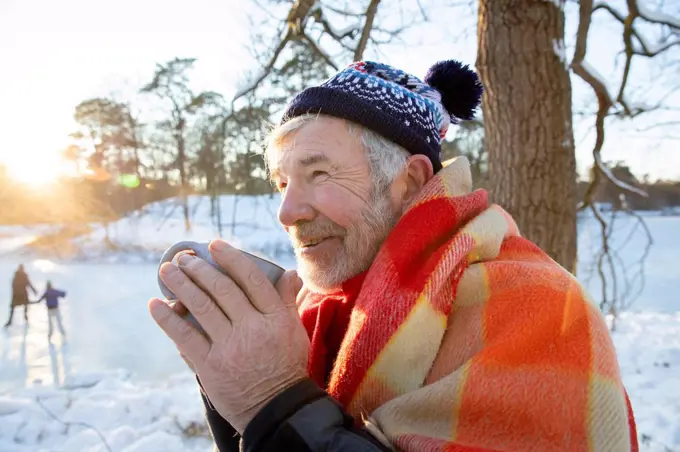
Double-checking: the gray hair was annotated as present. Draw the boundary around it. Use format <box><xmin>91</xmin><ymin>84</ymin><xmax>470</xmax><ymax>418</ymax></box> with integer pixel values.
<box><xmin>265</xmin><ymin>114</ymin><xmax>410</xmax><ymax>192</ymax></box>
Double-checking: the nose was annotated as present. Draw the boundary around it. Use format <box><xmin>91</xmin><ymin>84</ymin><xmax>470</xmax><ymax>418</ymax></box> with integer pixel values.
<box><xmin>278</xmin><ymin>183</ymin><xmax>315</xmax><ymax>227</ymax></box>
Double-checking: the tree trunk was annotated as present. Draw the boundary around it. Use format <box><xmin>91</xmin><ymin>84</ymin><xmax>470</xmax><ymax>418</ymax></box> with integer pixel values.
<box><xmin>177</xmin><ymin>119</ymin><xmax>191</xmax><ymax>232</ymax></box>
<box><xmin>477</xmin><ymin>0</ymin><xmax>577</xmax><ymax>272</ymax></box>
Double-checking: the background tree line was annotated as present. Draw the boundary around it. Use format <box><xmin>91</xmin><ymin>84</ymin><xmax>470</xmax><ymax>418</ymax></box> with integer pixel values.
<box><xmin>0</xmin><ymin>0</ymin><xmax>677</xmax><ymax>282</ymax></box>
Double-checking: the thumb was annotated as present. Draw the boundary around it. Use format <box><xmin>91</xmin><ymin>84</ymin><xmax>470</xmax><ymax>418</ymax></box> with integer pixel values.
<box><xmin>275</xmin><ymin>270</ymin><xmax>303</xmax><ymax>309</ymax></box>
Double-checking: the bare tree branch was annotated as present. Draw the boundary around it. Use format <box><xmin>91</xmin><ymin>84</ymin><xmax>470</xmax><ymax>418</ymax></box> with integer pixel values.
<box><xmin>354</xmin><ymin>0</ymin><xmax>382</xmax><ymax>61</ymax></box>
<box><xmin>594</xmin><ymin>1</ymin><xmax>680</xmax><ymax>56</ymax></box>
<box><xmin>594</xmin><ymin>3</ymin><xmax>652</xmax><ymax>53</ymax></box>
<box><xmin>635</xmin><ymin>1</ymin><xmax>680</xmax><ymax>29</ymax></box>
<box><xmin>319</xmin><ymin>2</ymin><xmax>364</xmax><ymax>17</ymax></box>
<box><xmin>617</xmin><ymin>210</ymin><xmax>653</xmax><ymax>310</ymax></box>
<box><xmin>251</xmin><ymin>0</ymin><xmax>281</xmax><ymax>20</ymax></box>
<box><xmin>572</xmin><ymin>0</ymin><xmax>650</xmax><ymax>200</ymax></box>
<box><xmin>233</xmin><ymin>29</ymin><xmax>292</xmax><ymax>103</ymax></box>
<box><xmin>589</xmin><ymin>203</ymin><xmax>613</xmax><ymax>311</ymax></box>
<box><xmin>301</xmin><ymin>32</ymin><xmax>339</xmax><ymax>69</ymax></box>
<box><xmin>416</xmin><ymin>0</ymin><xmax>429</xmax><ymax>21</ymax></box>
<box><xmin>285</xmin><ymin>0</ymin><xmax>318</xmax><ymax>35</ymax></box>
<box><xmin>582</xmin><ymin>203</ymin><xmax>654</xmax><ymax>331</ymax></box>
<box><xmin>233</xmin><ymin>0</ymin><xmax>319</xmax><ymax>103</ymax></box>
<box><xmin>373</xmin><ymin>24</ymin><xmax>414</xmax><ymax>39</ymax></box>
<box><xmin>234</xmin><ymin>0</ymin><xmax>424</xmax><ymax>105</ymax></box>
<box><xmin>635</xmin><ymin>120</ymin><xmax>680</xmax><ymax>131</ymax></box>
<box><xmin>616</xmin><ymin>1</ymin><xmax>636</xmax><ymax>113</ymax></box>
<box><xmin>633</xmin><ymin>38</ymin><xmax>680</xmax><ymax>56</ymax></box>
<box><xmin>570</xmin><ymin>0</ymin><xmax>677</xmax><ymax>324</ymax></box>
<box><xmin>310</xmin><ymin>6</ymin><xmax>361</xmax><ymax>41</ymax></box>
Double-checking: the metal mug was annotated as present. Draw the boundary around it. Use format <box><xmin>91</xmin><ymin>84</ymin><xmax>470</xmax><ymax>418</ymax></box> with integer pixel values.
<box><xmin>157</xmin><ymin>240</ymin><xmax>286</xmax><ymax>336</ymax></box>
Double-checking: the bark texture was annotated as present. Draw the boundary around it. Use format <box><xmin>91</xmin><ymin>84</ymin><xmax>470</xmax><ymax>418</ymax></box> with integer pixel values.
<box><xmin>477</xmin><ymin>0</ymin><xmax>578</xmax><ymax>272</ymax></box>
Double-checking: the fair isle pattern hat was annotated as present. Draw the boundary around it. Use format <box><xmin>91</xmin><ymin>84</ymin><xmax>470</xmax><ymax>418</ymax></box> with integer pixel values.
<box><xmin>281</xmin><ymin>60</ymin><xmax>483</xmax><ymax>173</ymax></box>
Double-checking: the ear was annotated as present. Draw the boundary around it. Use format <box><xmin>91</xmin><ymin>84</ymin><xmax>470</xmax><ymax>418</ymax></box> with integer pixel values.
<box><xmin>399</xmin><ymin>154</ymin><xmax>434</xmax><ymax>205</ymax></box>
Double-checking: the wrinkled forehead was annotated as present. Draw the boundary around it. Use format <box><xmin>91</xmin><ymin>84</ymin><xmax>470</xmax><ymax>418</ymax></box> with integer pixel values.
<box><xmin>266</xmin><ymin>116</ymin><xmax>363</xmax><ymax>178</ymax></box>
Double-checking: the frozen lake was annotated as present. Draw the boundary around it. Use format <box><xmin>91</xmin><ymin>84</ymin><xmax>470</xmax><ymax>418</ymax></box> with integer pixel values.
<box><xmin>0</xmin><ymin>215</ymin><xmax>678</xmax><ymax>394</ymax></box>
<box><xmin>0</xmin><ymin>261</ymin><xmax>185</xmax><ymax>393</ymax></box>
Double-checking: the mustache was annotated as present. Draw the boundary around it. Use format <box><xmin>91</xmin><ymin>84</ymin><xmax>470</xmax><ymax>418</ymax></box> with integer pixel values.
<box><xmin>289</xmin><ymin>220</ymin><xmax>346</xmax><ymax>245</ymax></box>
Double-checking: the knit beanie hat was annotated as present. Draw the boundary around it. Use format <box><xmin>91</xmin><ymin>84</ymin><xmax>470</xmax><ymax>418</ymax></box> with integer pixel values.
<box><xmin>280</xmin><ymin>60</ymin><xmax>483</xmax><ymax>173</ymax></box>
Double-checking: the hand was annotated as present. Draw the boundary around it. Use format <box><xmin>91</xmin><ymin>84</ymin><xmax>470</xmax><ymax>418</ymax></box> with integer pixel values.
<box><xmin>149</xmin><ymin>239</ymin><xmax>309</xmax><ymax>433</ymax></box>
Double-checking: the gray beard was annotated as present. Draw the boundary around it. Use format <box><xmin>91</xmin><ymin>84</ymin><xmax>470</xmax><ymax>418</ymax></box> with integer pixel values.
<box><xmin>294</xmin><ymin>183</ymin><xmax>402</xmax><ymax>293</ymax></box>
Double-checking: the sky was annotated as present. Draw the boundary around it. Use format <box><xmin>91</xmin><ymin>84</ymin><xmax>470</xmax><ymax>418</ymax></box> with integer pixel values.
<box><xmin>0</xmin><ymin>0</ymin><xmax>678</xmax><ymax>184</ymax></box>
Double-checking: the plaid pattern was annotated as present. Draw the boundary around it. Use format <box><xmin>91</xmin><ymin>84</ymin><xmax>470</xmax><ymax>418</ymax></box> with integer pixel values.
<box><xmin>310</xmin><ymin>157</ymin><xmax>638</xmax><ymax>451</ymax></box>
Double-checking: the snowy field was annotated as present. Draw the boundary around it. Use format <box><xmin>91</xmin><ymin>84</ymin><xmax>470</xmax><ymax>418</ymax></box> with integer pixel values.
<box><xmin>0</xmin><ymin>196</ymin><xmax>678</xmax><ymax>451</ymax></box>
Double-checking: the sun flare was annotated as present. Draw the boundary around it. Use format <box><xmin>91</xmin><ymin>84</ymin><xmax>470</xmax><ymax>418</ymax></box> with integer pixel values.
<box><xmin>7</xmin><ymin>165</ymin><xmax>58</xmax><ymax>187</ymax></box>
<box><xmin>2</xmin><ymin>151</ymin><xmax>72</xmax><ymax>188</ymax></box>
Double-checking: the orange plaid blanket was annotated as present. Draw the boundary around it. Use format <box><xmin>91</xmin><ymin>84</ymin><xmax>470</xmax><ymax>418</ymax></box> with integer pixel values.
<box><xmin>321</xmin><ymin>157</ymin><xmax>637</xmax><ymax>451</ymax></box>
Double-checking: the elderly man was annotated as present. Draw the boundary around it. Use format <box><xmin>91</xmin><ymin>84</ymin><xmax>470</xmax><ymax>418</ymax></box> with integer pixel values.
<box><xmin>151</xmin><ymin>60</ymin><xmax>638</xmax><ymax>451</ymax></box>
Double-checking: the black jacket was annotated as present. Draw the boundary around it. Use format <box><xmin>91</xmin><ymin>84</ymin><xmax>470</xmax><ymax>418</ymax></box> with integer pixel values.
<box><xmin>200</xmin><ymin>378</ymin><xmax>393</xmax><ymax>452</ymax></box>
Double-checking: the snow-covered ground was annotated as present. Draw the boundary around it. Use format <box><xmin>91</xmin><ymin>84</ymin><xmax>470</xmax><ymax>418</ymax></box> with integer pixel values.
<box><xmin>0</xmin><ymin>196</ymin><xmax>678</xmax><ymax>451</ymax></box>
<box><xmin>0</xmin><ymin>195</ymin><xmax>292</xmax><ymax>265</ymax></box>
<box><xmin>614</xmin><ymin>312</ymin><xmax>680</xmax><ymax>451</ymax></box>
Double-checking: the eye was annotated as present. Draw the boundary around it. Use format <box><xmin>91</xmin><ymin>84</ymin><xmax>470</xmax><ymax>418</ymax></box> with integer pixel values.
<box><xmin>312</xmin><ymin>170</ymin><xmax>328</xmax><ymax>179</ymax></box>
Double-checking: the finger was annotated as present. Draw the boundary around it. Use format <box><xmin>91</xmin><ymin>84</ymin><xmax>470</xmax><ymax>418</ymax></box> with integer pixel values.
<box><xmin>179</xmin><ymin>350</ymin><xmax>197</xmax><ymax>373</ymax></box>
<box><xmin>170</xmin><ymin>300</ymin><xmax>188</xmax><ymax>317</ymax></box>
<box><xmin>208</xmin><ymin>239</ymin><xmax>281</xmax><ymax>314</ymax></box>
<box><xmin>275</xmin><ymin>270</ymin><xmax>303</xmax><ymax>310</ymax></box>
<box><xmin>159</xmin><ymin>263</ymin><xmax>233</xmax><ymax>341</ymax></box>
<box><xmin>149</xmin><ymin>297</ymin><xmax>210</xmax><ymax>365</ymax></box>
<box><xmin>176</xmin><ymin>253</ymin><xmax>256</xmax><ymax>324</ymax></box>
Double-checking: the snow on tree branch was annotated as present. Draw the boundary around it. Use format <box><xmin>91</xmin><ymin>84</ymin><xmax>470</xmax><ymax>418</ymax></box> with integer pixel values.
<box><xmin>571</xmin><ymin>0</ymin><xmax>672</xmax><ymax>200</ymax></box>
<box><xmin>553</xmin><ymin>39</ymin><xmax>569</xmax><ymax>70</ymax></box>
<box><xmin>594</xmin><ymin>153</ymin><xmax>648</xmax><ymax>197</ymax></box>
<box><xmin>593</xmin><ymin>3</ymin><xmax>652</xmax><ymax>54</ymax></box>
<box><xmin>571</xmin><ymin>0</ymin><xmax>671</xmax><ymax>320</ymax></box>
<box><xmin>593</xmin><ymin>0</ymin><xmax>680</xmax><ymax>58</ymax></box>
<box><xmin>319</xmin><ymin>3</ymin><xmax>364</xmax><ymax>17</ymax></box>
<box><xmin>577</xmin><ymin>61</ymin><xmax>614</xmax><ymax>105</ymax></box>
<box><xmin>635</xmin><ymin>0</ymin><xmax>680</xmax><ymax>30</ymax></box>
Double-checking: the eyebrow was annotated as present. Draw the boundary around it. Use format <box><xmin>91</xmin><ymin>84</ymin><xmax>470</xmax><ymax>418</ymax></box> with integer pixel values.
<box><xmin>270</xmin><ymin>153</ymin><xmax>332</xmax><ymax>181</ymax></box>
<box><xmin>299</xmin><ymin>154</ymin><xmax>330</xmax><ymax>167</ymax></box>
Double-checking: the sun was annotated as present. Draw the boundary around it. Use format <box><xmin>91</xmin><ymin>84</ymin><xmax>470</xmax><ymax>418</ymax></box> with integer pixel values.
<box><xmin>6</xmin><ymin>161</ymin><xmax>64</xmax><ymax>188</ymax></box>
<box><xmin>7</xmin><ymin>165</ymin><xmax>58</xmax><ymax>187</ymax></box>
<box><xmin>2</xmin><ymin>151</ymin><xmax>71</xmax><ymax>188</ymax></box>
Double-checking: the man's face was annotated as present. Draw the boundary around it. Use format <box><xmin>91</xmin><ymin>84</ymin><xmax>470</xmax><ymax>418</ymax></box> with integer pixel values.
<box><xmin>270</xmin><ymin>116</ymin><xmax>402</xmax><ymax>293</ymax></box>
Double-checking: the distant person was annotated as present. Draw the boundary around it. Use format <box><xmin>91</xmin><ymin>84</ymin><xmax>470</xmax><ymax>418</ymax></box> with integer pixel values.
<box><xmin>33</xmin><ymin>280</ymin><xmax>67</xmax><ymax>340</ymax></box>
<box><xmin>4</xmin><ymin>264</ymin><xmax>37</xmax><ymax>327</ymax></box>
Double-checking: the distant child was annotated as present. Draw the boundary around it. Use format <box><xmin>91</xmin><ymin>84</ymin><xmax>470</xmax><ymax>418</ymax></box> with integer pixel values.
<box><xmin>34</xmin><ymin>281</ymin><xmax>67</xmax><ymax>340</ymax></box>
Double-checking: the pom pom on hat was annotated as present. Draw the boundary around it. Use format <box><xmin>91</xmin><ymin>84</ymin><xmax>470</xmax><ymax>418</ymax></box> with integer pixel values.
<box><xmin>424</xmin><ymin>60</ymin><xmax>483</xmax><ymax>121</ymax></box>
<box><xmin>282</xmin><ymin>57</ymin><xmax>483</xmax><ymax>174</ymax></box>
